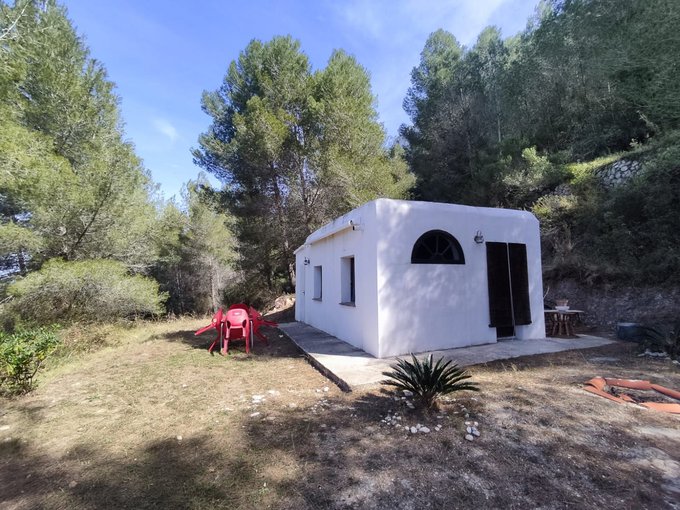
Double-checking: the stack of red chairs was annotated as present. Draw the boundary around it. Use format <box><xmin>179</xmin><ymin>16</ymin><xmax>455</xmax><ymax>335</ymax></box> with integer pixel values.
<box><xmin>194</xmin><ymin>304</ymin><xmax>278</xmax><ymax>355</ymax></box>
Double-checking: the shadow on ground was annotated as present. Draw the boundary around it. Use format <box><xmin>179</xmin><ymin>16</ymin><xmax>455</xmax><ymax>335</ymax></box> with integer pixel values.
<box><xmin>158</xmin><ymin>325</ymin><xmax>305</xmax><ymax>360</ymax></box>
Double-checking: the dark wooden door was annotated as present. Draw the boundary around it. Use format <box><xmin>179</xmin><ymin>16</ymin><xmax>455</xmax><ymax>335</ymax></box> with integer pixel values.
<box><xmin>486</xmin><ymin>242</ymin><xmax>532</xmax><ymax>337</ymax></box>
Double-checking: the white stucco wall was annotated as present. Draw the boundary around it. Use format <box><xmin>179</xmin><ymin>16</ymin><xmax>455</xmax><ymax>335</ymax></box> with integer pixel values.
<box><xmin>374</xmin><ymin>199</ymin><xmax>545</xmax><ymax>358</ymax></box>
<box><xmin>294</xmin><ymin>201</ymin><xmax>380</xmax><ymax>355</ymax></box>
<box><xmin>295</xmin><ymin>199</ymin><xmax>545</xmax><ymax>358</ymax></box>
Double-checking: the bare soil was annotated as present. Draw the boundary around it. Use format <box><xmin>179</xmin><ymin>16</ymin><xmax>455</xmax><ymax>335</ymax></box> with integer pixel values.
<box><xmin>1</xmin><ymin>315</ymin><xmax>679</xmax><ymax>509</ymax></box>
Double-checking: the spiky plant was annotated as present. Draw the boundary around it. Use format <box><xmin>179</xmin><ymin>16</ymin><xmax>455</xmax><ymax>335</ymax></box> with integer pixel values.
<box><xmin>382</xmin><ymin>354</ymin><xmax>479</xmax><ymax>409</ymax></box>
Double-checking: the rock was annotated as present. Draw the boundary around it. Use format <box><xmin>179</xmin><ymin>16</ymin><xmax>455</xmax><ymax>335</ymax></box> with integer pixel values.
<box><xmin>410</xmin><ymin>427</ymin><xmax>417</xmax><ymax>434</ymax></box>
<box><xmin>176</xmin><ymin>435</ymin><xmax>183</xmax><ymax>441</ymax></box>
<box><xmin>420</xmin><ymin>427</ymin><xmax>430</xmax><ymax>433</ymax></box>
<box><xmin>403</xmin><ymin>390</ymin><xmax>414</xmax><ymax>397</ymax></box>
<box><xmin>464</xmin><ymin>413</ymin><xmax>470</xmax><ymax>419</ymax></box>
<box><xmin>0</xmin><ymin>425</ymin><xmax>10</xmax><ymax>431</ymax></box>
<box><xmin>465</xmin><ymin>421</ymin><xmax>472</xmax><ymax>426</ymax></box>
<box><xmin>473</xmin><ymin>422</ymin><xmax>478</xmax><ymax>427</ymax></box>
<box><xmin>249</xmin><ymin>412</ymin><xmax>261</xmax><ymax>418</ymax></box>
<box><xmin>465</xmin><ymin>434</ymin><xmax>474</xmax><ymax>441</ymax></box>
<box><xmin>466</xmin><ymin>426</ymin><xmax>473</xmax><ymax>434</ymax></box>
<box><xmin>68</xmin><ymin>481</ymin><xmax>78</xmax><ymax>489</ymax></box>
<box><xmin>320</xmin><ymin>424</ymin><xmax>327</xmax><ymax>428</ymax></box>
<box><xmin>472</xmin><ymin>428</ymin><xmax>480</xmax><ymax>437</ymax></box>
<box><xmin>323</xmin><ymin>387</ymin><xmax>329</xmax><ymax>392</ymax></box>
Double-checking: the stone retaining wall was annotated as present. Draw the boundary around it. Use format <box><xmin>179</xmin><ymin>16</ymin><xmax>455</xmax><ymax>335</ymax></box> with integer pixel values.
<box><xmin>595</xmin><ymin>159</ymin><xmax>643</xmax><ymax>188</ymax></box>
<box><xmin>544</xmin><ymin>278</ymin><xmax>680</xmax><ymax>330</ymax></box>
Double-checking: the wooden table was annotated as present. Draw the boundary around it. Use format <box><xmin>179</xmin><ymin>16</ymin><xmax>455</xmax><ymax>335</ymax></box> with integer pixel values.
<box><xmin>544</xmin><ymin>310</ymin><xmax>584</xmax><ymax>337</ymax></box>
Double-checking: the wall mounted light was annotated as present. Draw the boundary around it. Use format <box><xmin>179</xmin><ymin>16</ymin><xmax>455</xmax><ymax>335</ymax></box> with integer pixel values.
<box><xmin>474</xmin><ymin>230</ymin><xmax>484</xmax><ymax>244</ymax></box>
<box><xmin>303</xmin><ymin>257</ymin><xmax>310</xmax><ymax>265</ymax></box>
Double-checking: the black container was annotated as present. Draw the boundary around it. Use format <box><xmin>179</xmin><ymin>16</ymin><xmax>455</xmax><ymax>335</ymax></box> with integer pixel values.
<box><xmin>616</xmin><ymin>322</ymin><xmax>644</xmax><ymax>342</ymax></box>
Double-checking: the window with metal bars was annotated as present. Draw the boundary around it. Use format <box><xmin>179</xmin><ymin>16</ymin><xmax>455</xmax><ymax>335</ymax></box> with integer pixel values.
<box><xmin>410</xmin><ymin>230</ymin><xmax>465</xmax><ymax>264</ymax></box>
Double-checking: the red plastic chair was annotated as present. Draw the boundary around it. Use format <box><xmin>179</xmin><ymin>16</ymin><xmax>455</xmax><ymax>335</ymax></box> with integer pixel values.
<box><xmin>195</xmin><ymin>304</ymin><xmax>278</xmax><ymax>355</ymax></box>
<box><xmin>223</xmin><ymin>307</ymin><xmax>252</xmax><ymax>354</ymax></box>
<box><xmin>194</xmin><ymin>308</ymin><xmax>225</xmax><ymax>355</ymax></box>
<box><xmin>248</xmin><ymin>306</ymin><xmax>278</xmax><ymax>343</ymax></box>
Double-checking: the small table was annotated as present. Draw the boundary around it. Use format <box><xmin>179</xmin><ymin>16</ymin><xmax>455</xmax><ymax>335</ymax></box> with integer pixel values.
<box><xmin>544</xmin><ymin>310</ymin><xmax>584</xmax><ymax>337</ymax></box>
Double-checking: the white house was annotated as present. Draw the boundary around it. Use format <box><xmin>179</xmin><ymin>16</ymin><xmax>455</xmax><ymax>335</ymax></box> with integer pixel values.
<box><xmin>294</xmin><ymin>199</ymin><xmax>545</xmax><ymax>358</ymax></box>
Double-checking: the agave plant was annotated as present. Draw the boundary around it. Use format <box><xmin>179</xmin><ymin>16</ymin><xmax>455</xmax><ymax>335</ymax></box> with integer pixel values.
<box><xmin>382</xmin><ymin>354</ymin><xmax>479</xmax><ymax>409</ymax></box>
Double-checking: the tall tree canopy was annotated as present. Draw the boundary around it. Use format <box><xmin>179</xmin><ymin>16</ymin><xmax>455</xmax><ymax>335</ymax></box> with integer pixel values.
<box><xmin>0</xmin><ymin>0</ymin><xmax>159</xmax><ymax>276</ymax></box>
<box><xmin>402</xmin><ymin>0</ymin><xmax>680</xmax><ymax>207</ymax></box>
<box><xmin>194</xmin><ymin>36</ymin><xmax>413</xmax><ymax>292</ymax></box>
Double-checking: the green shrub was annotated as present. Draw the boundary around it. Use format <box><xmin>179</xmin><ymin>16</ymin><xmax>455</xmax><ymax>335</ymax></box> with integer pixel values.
<box><xmin>8</xmin><ymin>259</ymin><xmax>167</xmax><ymax>324</ymax></box>
<box><xmin>382</xmin><ymin>354</ymin><xmax>479</xmax><ymax>410</ymax></box>
<box><xmin>0</xmin><ymin>327</ymin><xmax>59</xmax><ymax>395</ymax></box>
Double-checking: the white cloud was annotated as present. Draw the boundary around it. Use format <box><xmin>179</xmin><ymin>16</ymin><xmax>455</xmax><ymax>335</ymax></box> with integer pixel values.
<box><xmin>153</xmin><ymin>118</ymin><xmax>179</xmax><ymax>142</ymax></box>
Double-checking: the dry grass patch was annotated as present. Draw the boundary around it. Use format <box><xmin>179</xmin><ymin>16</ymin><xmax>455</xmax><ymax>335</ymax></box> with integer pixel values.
<box><xmin>1</xmin><ymin>319</ymin><xmax>679</xmax><ymax>509</ymax></box>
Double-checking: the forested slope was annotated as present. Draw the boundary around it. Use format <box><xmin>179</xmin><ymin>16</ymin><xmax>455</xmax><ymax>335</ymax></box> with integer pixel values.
<box><xmin>400</xmin><ymin>0</ymin><xmax>680</xmax><ymax>298</ymax></box>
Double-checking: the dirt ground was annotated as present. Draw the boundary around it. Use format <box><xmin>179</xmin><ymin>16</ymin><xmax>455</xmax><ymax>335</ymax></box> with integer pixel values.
<box><xmin>1</xmin><ymin>316</ymin><xmax>679</xmax><ymax>509</ymax></box>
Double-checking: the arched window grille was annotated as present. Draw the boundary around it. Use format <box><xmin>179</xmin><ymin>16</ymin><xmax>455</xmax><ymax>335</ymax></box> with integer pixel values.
<box><xmin>411</xmin><ymin>230</ymin><xmax>465</xmax><ymax>264</ymax></box>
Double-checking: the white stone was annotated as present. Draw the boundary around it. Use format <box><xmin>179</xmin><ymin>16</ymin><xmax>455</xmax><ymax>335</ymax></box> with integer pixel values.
<box><xmin>465</xmin><ymin>434</ymin><xmax>474</xmax><ymax>441</ymax></box>
<box><xmin>403</xmin><ymin>390</ymin><xmax>414</xmax><ymax>397</ymax></box>
<box><xmin>472</xmin><ymin>428</ymin><xmax>480</xmax><ymax>437</ymax></box>
<box><xmin>410</xmin><ymin>427</ymin><xmax>417</xmax><ymax>434</ymax></box>
<box><xmin>249</xmin><ymin>412</ymin><xmax>261</xmax><ymax>418</ymax></box>
<box><xmin>323</xmin><ymin>387</ymin><xmax>329</xmax><ymax>392</ymax></box>
<box><xmin>0</xmin><ymin>425</ymin><xmax>10</xmax><ymax>431</ymax></box>
<box><xmin>466</xmin><ymin>426</ymin><xmax>473</xmax><ymax>434</ymax></box>
<box><xmin>420</xmin><ymin>427</ymin><xmax>430</xmax><ymax>433</ymax></box>
<box><xmin>176</xmin><ymin>435</ymin><xmax>183</xmax><ymax>441</ymax></box>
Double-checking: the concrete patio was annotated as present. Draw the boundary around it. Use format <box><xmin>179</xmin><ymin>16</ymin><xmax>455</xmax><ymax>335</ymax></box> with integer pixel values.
<box><xmin>278</xmin><ymin>322</ymin><xmax>618</xmax><ymax>390</ymax></box>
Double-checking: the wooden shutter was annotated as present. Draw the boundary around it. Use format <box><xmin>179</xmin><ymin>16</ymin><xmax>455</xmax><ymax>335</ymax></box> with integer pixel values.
<box><xmin>509</xmin><ymin>243</ymin><xmax>532</xmax><ymax>325</ymax></box>
<box><xmin>486</xmin><ymin>242</ymin><xmax>513</xmax><ymax>327</ymax></box>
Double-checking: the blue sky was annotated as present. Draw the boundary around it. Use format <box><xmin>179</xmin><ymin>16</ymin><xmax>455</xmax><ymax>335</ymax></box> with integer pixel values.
<box><xmin>63</xmin><ymin>0</ymin><xmax>540</xmax><ymax>199</ymax></box>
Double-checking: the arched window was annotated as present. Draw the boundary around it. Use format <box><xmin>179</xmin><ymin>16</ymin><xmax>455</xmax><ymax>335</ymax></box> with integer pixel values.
<box><xmin>411</xmin><ymin>230</ymin><xmax>465</xmax><ymax>264</ymax></box>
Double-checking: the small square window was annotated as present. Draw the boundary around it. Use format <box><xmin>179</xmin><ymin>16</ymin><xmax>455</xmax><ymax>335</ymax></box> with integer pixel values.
<box><xmin>340</xmin><ymin>256</ymin><xmax>355</xmax><ymax>305</ymax></box>
<box><xmin>313</xmin><ymin>266</ymin><xmax>322</xmax><ymax>300</ymax></box>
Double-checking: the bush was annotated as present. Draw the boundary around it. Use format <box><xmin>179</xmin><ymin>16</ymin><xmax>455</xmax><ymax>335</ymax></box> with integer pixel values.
<box><xmin>382</xmin><ymin>354</ymin><xmax>479</xmax><ymax>410</ymax></box>
<box><xmin>8</xmin><ymin>259</ymin><xmax>167</xmax><ymax>324</ymax></box>
<box><xmin>0</xmin><ymin>327</ymin><xmax>59</xmax><ymax>395</ymax></box>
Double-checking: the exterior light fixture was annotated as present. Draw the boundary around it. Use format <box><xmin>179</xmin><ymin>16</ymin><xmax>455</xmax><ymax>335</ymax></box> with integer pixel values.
<box><xmin>474</xmin><ymin>230</ymin><xmax>484</xmax><ymax>244</ymax></box>
<box><xmin>304</xmin><ymin>257</ymin><xmax>310</xmax><ymax>265</ymax></box>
